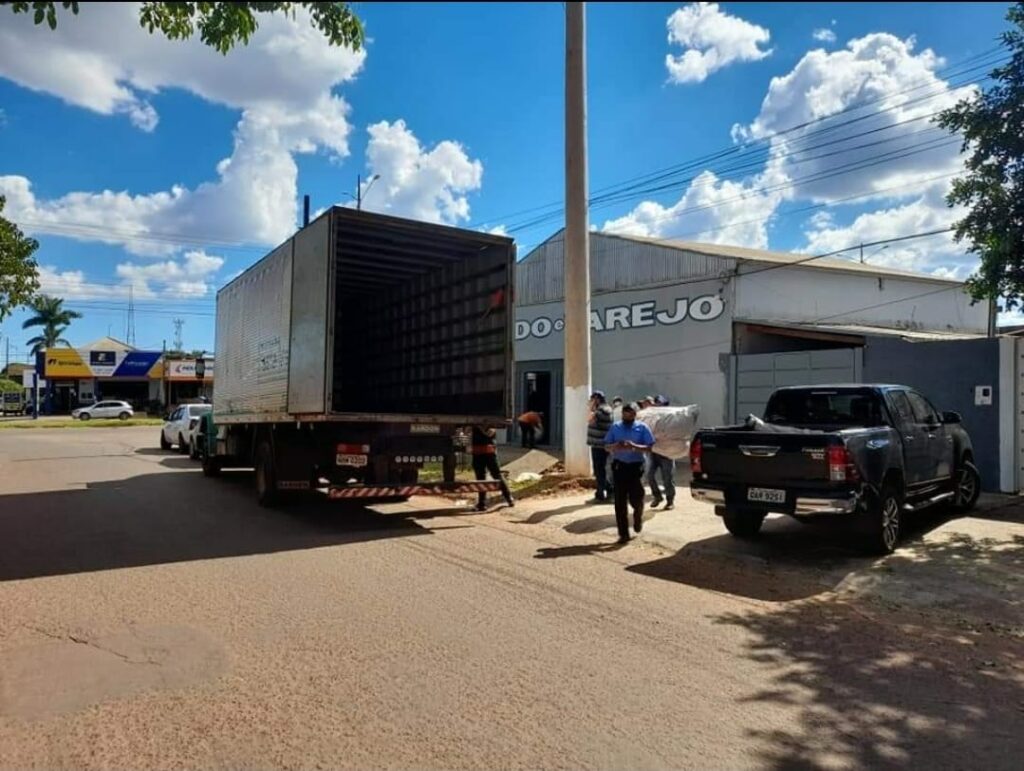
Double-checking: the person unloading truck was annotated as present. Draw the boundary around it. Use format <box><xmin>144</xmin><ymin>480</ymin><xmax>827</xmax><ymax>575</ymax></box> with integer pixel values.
<box><xmin>604</xmin><ymin>402</ymin><xmax>655</xmax><ymax>543</ymax></box>
<box><xmin>470</xmin><ymin>425</ymin><xmax>514</xmax><ymax>511</ymax></box>
<box><xmin>517</xmin><ymin>410</ymin><xmax>544</xmax><ymax>449</ymax></box>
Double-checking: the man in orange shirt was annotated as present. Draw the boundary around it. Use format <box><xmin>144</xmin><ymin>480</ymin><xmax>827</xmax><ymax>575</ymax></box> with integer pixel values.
<box><xmin>517</xmin><ymin>410</ymin><xmax>544</xmax><ymax>449</ymax></box>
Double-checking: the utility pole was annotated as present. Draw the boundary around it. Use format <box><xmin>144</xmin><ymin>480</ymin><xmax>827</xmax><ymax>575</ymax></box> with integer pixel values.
<box><xmin>126</xmin><ymin>285</ymin><xmax>136</xmax><ymax>346</ymax></box>
<box><xmin>563</xmin><ymin>1</ymin><xmax>592</xmax><ymax>476</ymax></box>
<box><xmin>357</xmin><ymin>173</ymin><xmax>362</xmax><ymax>211</ymax></box>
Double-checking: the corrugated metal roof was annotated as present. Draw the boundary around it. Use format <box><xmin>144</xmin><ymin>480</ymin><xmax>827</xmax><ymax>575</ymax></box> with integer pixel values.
<box><xmin>516</xmin><ymin>229</ymin><xmax>735</xmax><ymax>305</ymax></box>
<box><xmin>516</xmin><ymin>231</ymin><xmax>964</xmax><ymax>307</ymax></box>
<box><xmin>596</xmin><ymin>232</ymin><xmax>964</xmax><ymax>284</ymax></box>
<box><xmin>740</xmin><ymin>319</ymin><xmax>987</xmax><ymax>341</ymax></box>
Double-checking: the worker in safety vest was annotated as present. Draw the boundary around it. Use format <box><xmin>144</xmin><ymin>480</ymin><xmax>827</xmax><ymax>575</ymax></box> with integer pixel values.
<box><xmin>470</xmin><ymin>425</ymin><xmax>514</xmax><ymax>512</ymax></box>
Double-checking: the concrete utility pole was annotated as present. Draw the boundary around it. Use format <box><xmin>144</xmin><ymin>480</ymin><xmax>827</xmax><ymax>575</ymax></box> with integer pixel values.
<box><xmin>563</xmin><ymin>1</ymin><xmax>592</xmax><ymax>476</ymax></box>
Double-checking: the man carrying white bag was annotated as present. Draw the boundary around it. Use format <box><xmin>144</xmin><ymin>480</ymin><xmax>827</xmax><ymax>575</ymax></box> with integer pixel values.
<box><xmin>638</xmin><ymin>397</ymin><xmax>700</xmax><ymax>510</ymax></box>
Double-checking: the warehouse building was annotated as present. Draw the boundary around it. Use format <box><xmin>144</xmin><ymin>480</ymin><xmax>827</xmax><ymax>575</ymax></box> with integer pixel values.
<box><xmin>514</xmin><ymin>230</ymin><xmax>995</xmax><ymax>462</ymax></box>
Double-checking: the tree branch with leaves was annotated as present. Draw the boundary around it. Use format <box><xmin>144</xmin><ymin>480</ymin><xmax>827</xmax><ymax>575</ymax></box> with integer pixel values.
<box><xmin>0</xmin><ymin>196</ymin><xmax>40</xmax><ymax>322</ymax></box>
<box><xmin>2</xmin><ymin>1</ymin><xmax>364</xmax><ymax>53</ymax></box>
<box><xmin>936</xmin><ymin>3</ymin><xmax>1024</xmax><ymax>309</ymax></box>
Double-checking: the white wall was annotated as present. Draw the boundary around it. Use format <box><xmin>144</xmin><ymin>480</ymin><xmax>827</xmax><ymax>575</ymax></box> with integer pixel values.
<box><xmin>735</xmin><ymin>267</ymin><xmax>988</xmax><ymax>333</ymax></box>
<box><xmin>515</xmin><ymin>278</ymin><xmax>735</xmax><ymax>425</ymax></box>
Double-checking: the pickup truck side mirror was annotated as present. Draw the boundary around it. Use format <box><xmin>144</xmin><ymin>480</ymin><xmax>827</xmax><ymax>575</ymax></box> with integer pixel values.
<box><xmin>942</xmin><ymin>411</ymin><xmax>962</xmax><ymax>424</ymax></box>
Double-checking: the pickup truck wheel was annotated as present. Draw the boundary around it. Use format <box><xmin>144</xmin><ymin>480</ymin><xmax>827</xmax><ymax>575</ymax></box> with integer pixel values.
<box><xmin>255</xmin><ymin>441</ymin><xmax>279</xmax><ymax>507</ymax></box>
<box><xmin>160</xmin><ymin>432</ymin><xmax>171</xmax><ymax>450</ymax></box>
<box><xmin>723</xmin><ymin>509</ymin><xmax>765</xmax><ymax>539</ymax></box>
<box><xmin>952</xmin><ymin>461</ymin><xmax>980</xmax><ymax>512</ymax></box>
<box><xmin>864</xmin><ymin>486</ymin><xmax>901</xmax><ymax>555</ymax></box>
<box><xmin>189</xmin><ymin>439</ymin><xmax>199</xmax><ymax>460</ymax></box>
<box><xmin>177</xmin><ymin>433</ymin><xmax>189</xmax><ymax>454</ymax></box>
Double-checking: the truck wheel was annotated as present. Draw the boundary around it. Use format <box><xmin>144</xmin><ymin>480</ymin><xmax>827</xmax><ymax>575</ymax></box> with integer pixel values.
<box><xmin>160</xmin><ymin>432</ymin><xmax>171</xmax><ymax>450</ymax></box>
<box><xmin>952</xmin><ymin>460</ymin><xmax>980</xmax><ymax>512</ymax></box>
<box><xmin>863</xmin><ymin>485</ymin><xmax>901</xmax><ymax>555</ymax></box>
<box><xmin>178</xmin><ymin>433</ymin><xmax>189</xmax><ymax>454</ymax></box>
<box><xmin>189</xmin><ymin>439</ymin><xmax>199</xmax><ymax>460</ymax></box>
<box><xmin>254</xmin><ymin>441</ymin><xmax>279</xmax><ymax>507</ymax></box>
<box><xmin>723</xmin><ymin>508</ymin><xmax>765</xmax><ymax>539</ymax></box>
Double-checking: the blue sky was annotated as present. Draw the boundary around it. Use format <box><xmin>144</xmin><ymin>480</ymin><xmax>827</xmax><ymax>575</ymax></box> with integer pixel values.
<box><xmin>0</xmin><ymin>1</ymin><xmax>1013</xmax><ymax>362</ymax></box>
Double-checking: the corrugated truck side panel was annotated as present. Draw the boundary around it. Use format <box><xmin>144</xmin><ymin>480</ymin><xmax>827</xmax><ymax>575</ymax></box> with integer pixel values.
<box><xmin>214</xmin><ymin>240</ymin><xmax>294</xmax><ymax>419</ymax></box>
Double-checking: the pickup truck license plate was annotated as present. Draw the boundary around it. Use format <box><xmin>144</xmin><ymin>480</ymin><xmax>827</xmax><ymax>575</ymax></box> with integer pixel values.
<box><xmin>748</xmin><ymin>487</ymin><xmax>785</xmax><ymax>504</ymax></box>
<box><xmin>336</xmin><ymin>453</ymin><xmax>368</xmax><ymax>468</ymax></box>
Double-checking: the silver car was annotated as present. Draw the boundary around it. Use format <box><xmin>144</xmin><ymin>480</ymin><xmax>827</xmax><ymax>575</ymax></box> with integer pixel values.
<box><xmin>71</xmin><ymin>400</ymin><xmax>134</xmax><ymax>421</ymax></box>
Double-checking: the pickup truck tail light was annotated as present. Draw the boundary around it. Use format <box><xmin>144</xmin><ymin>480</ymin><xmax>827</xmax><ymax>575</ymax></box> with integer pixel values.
<box><xmin>827</xmin><ymin>444</ymin><xmax>859</xmax><ymax>482</ymax></box>
<box><xmin>337</xmin><ymin>443</ymin><xmax>371</xmax><ymax>455</ymax></box>
<box><xmin>690</xmin><ymin>437</ymin><xmax>703</xmax><ymax>474</ymax></box>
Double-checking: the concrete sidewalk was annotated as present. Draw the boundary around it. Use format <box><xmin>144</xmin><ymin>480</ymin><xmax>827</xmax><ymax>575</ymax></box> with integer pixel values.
<box><xmin>484</xmin><ymin>485</ymin><xmax>1024</xmax><ymax>633</ymax></box>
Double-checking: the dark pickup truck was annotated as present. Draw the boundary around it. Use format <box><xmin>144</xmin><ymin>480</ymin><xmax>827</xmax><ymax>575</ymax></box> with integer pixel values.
<box><xmin>690</xmin><ymin>385</ymin><xmax>980</xmax><ymax>553</ymax></box>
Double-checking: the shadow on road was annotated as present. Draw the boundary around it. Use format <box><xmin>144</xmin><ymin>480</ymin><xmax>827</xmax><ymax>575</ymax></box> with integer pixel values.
<box><xmin>715</xmin><ymin>597</ymin><xmax>1024</xmax><ymax>769</ymax></box>
<box><xmin>518</xmin><ymin>501</ymin><xmax>595</xmax><ymax>525</ymax></box>
<box><xmin>0</xmin><ymin>469</ymin><xmax>431</xmax><ymax>582</ymax></box>
<box><xmin>534</xmin><ymin>542</ymin><xmax>628</xmax><ymax>559</ymax></box>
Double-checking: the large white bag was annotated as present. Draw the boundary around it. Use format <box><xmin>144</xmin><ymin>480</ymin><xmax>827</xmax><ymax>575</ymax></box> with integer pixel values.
<box><xmin>637</xmin><ymin>405</ymin><xmax>700</xmax><ymax>460</ymax></box>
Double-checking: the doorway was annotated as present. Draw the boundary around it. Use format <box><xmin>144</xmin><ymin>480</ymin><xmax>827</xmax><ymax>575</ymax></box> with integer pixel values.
<box><xmin>517</xmin><ymin>361</ymin><xmax>564</xmax><ymax>448</ymax></box>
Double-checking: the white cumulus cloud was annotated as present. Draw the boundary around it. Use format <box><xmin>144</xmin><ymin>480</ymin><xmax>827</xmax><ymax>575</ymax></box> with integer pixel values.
<box><xmin>602</xmin><ymin>169</ymin><xmax>784</xmax><ymax>249</ymax></box>
<box><xmin>801</xmin><ymin>182</ymin><xmax>973</xmax><ymax>278</ymax></box>
<box><xmin>665</xmin><ymin>3</ymin><xmax>772</xmax><ymax>84</ymax></box>
<box><xmin>735</xmin><ymin>33</ymin><xmax>972</xmax><ymax>203</ymax></box>
<box><xmin>359</xmin><ymin>120</ymin><xmax>483</xmax><ymax>225</ymax></box>
<box><xmin>812</xmin><ymin>28</ymin><xmax>837</xmax><ymax>44</ymax></box>
<box><xmin>0</xmin><ymin>2</ymin><xmax>365</xmax><ymax>255</ymax></box>
<box><xmin>116</xmin><ymin>250</ymin><xmax>225</xmax><ymax>298</ymax></box>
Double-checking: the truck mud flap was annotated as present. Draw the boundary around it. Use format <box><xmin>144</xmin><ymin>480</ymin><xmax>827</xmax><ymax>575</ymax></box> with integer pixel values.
<box><xmin>328</xmin><ymin>481</ymin><xmax>502</xmax><ymax>499</ymax></box>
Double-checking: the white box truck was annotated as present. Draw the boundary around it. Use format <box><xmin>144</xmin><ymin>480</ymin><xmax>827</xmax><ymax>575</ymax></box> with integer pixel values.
<box><xmin>200</xmin><ymin>207</ymin><xmax>514</xmax><ymax>506</ymax></box>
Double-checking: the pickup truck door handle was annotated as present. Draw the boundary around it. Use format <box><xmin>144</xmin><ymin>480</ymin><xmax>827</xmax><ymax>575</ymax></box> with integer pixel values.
<box><xmin>739</xmin><ymin>445</ymin><xmax>780</xmax><ymax>457</ymax></box>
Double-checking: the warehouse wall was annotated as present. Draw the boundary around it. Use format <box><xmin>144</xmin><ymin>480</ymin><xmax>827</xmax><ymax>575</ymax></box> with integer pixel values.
<box><xmin>735</xmin><ymin>267</ymin><xmax>988</xmax><ymax>334</ymax></box>
<box><xmin>515</xmin><ymin>278</ymin><xmax>734</xmax><ymax>429</ymax></box>
<box><xmin>862</xmin><ymin>336</ymin><xmax>1001</xmax><ymax>490</ymax></box>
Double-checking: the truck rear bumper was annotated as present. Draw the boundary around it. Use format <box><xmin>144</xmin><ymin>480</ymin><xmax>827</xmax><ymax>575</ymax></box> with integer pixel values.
<box><xmin>327</xmin><ymin>481</ymin><xmax>502</xmax><ymax>499</ymax></box>
<box><xmin>691</xmin><ymin>486</ymin><xmax>860</xmax><ymax>516</ymax></box>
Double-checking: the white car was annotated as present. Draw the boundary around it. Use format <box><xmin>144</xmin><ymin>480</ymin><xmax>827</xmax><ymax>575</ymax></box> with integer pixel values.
<box><xmin>72</xmin><ymin>400</ymin><xmax>134</xmax><ymax>421</ymax></box>
<box><xmin>161</xmin><ymin>403</ymin><xmax>212</xmax><ymax>456</ymax></box>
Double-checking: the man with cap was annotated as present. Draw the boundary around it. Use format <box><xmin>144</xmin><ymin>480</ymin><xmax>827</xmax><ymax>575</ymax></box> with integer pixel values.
<box><xmin>646</xmin><ymin>394</ymin><xmax>676</xmax><ymax>510</ymax></box>
<box><xmin>587</xmin><ymin>390</ymin><xmax>614</xmax><ymax>502</ymax></box>
<box><xmin>604</xmin><ymin>402</ymin><xmax>656</xmax><ymax>543</ymax></box>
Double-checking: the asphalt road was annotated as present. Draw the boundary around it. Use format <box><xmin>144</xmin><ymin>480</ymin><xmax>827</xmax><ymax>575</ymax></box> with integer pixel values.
<box><xmin>0</xmin><ymin>428</ymin><xmax>1021</xmax><ymax>769</ymax></box>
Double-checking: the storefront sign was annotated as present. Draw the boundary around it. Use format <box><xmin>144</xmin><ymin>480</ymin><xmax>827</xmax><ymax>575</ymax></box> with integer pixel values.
<box><xmin>515</xmin><ymin>294</ymin><xmax>726</xmax><ymax>341</ymax></box>
<box><xmin>166</xmin><ymin>359</ymin><xmax>215</xmax><ymax>381</ymax></box>
<box><xmin>44</xmin><ymin>348</ymin><xmax>164</xmax><ymax>379</ymax></box>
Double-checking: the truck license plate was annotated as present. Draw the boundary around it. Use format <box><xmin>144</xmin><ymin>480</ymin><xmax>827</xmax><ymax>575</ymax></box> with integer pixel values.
<box><xmin>336</xmin><ymin>453</ymin><xmax>368</xmax><ymax>468</ymax></box>
<box><xmin>748</xmin><ymin>487</ymin><xmax>785</xmax><ymax>504</ymax></box>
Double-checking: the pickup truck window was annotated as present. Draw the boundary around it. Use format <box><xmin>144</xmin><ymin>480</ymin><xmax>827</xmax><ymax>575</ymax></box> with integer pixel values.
<box><xmin>765</xmin><ymin>390</ymin><xmax>884</xmax><ymax>427</ymax></box>
<box><xmin>906</xmin><ymin>391</ymin><xmax>941</xmax><ymax>426</ymax></box>
<box><xmin>888</xmin><ymin>391</ymin><xmax>915</xmax><ymax>425</ymax></box>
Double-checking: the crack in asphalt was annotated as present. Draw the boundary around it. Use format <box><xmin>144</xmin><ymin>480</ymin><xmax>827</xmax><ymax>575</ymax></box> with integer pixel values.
<box><xmin>27</xmin><ymin>626</ymin><xmax>162</xmax><ymax>666</ymax></box>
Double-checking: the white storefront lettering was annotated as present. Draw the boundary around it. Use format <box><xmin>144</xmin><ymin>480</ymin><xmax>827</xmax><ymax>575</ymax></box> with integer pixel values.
<box><xmin>515</xmin><ymin>294</ymin><xmax>725</xmax><ymax>340</ymax></box>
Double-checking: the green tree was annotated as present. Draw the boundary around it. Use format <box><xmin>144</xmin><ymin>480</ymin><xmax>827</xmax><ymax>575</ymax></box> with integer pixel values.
<box><xmin>1</xmin><ymin>2</ymin><xmax>364</xmax><ymax>54</ymax></box>
<box><xmin>937</xmin><ymin>3</ymin><xmax>1024</xmax><ymax>308</ymax></box>
<box><xmin>21</xmin><ymin>295</ymin><xmax>82</xmax><ymax>354</ymax></box>
<box><xmin>0</xmin><ymin>195</ymin><xmax>40</xmax><ymax>322</ymax></box>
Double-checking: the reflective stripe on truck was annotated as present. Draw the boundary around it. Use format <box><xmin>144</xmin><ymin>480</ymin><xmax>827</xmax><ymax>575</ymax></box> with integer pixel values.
<box><xmin>327</xmin><ymin>482</ymin><xmax>502</xmax><ymax>499</ymax></box>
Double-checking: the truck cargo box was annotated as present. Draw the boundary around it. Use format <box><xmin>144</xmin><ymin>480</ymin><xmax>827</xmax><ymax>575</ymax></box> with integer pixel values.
<box><xmin>215</xmin><ymin>208</ymin><xmax>514</xmax><ymax>425</ymax></box>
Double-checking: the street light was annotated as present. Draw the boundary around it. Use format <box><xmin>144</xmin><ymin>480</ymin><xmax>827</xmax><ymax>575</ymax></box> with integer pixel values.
<box><xmin>357</xmin><ymin>173</ymin><xmax>380</xmax><ymax>211</ymax></box>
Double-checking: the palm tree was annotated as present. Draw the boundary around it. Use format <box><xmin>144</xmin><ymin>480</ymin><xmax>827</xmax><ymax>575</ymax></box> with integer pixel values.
<box><xmin>22</xmin><ymin>295</ymin><xmax>82</xmax><ymax>354</ymax></box>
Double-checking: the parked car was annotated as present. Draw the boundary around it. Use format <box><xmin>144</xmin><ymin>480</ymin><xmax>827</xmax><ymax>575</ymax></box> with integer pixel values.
<box><xmin>71</xmin><ymin>400</ymin><xmax>134</xmax><ymax>421</ymax></box>
<box><xmin>690</xmin><ymin>385</ymin><xmax>980</xmax><ymax>554</ymax></box>
<box><xmin>161</xmin><ymin>403</ymin><xmax>213</xmax><ymax>455</ymax></box>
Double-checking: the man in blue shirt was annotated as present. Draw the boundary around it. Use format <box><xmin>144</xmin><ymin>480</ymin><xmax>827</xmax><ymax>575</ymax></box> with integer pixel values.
<box><xmin>604</xmin><ymin>402</ymin><xmax>656</xmax><ymax>543</ymax></box>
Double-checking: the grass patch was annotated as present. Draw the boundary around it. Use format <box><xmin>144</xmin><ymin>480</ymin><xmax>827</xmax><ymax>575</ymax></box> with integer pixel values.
<box><xmin>0</xmin><ymin>418</ymin><xmax>164</xmax><ymax>429</ymax></box>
